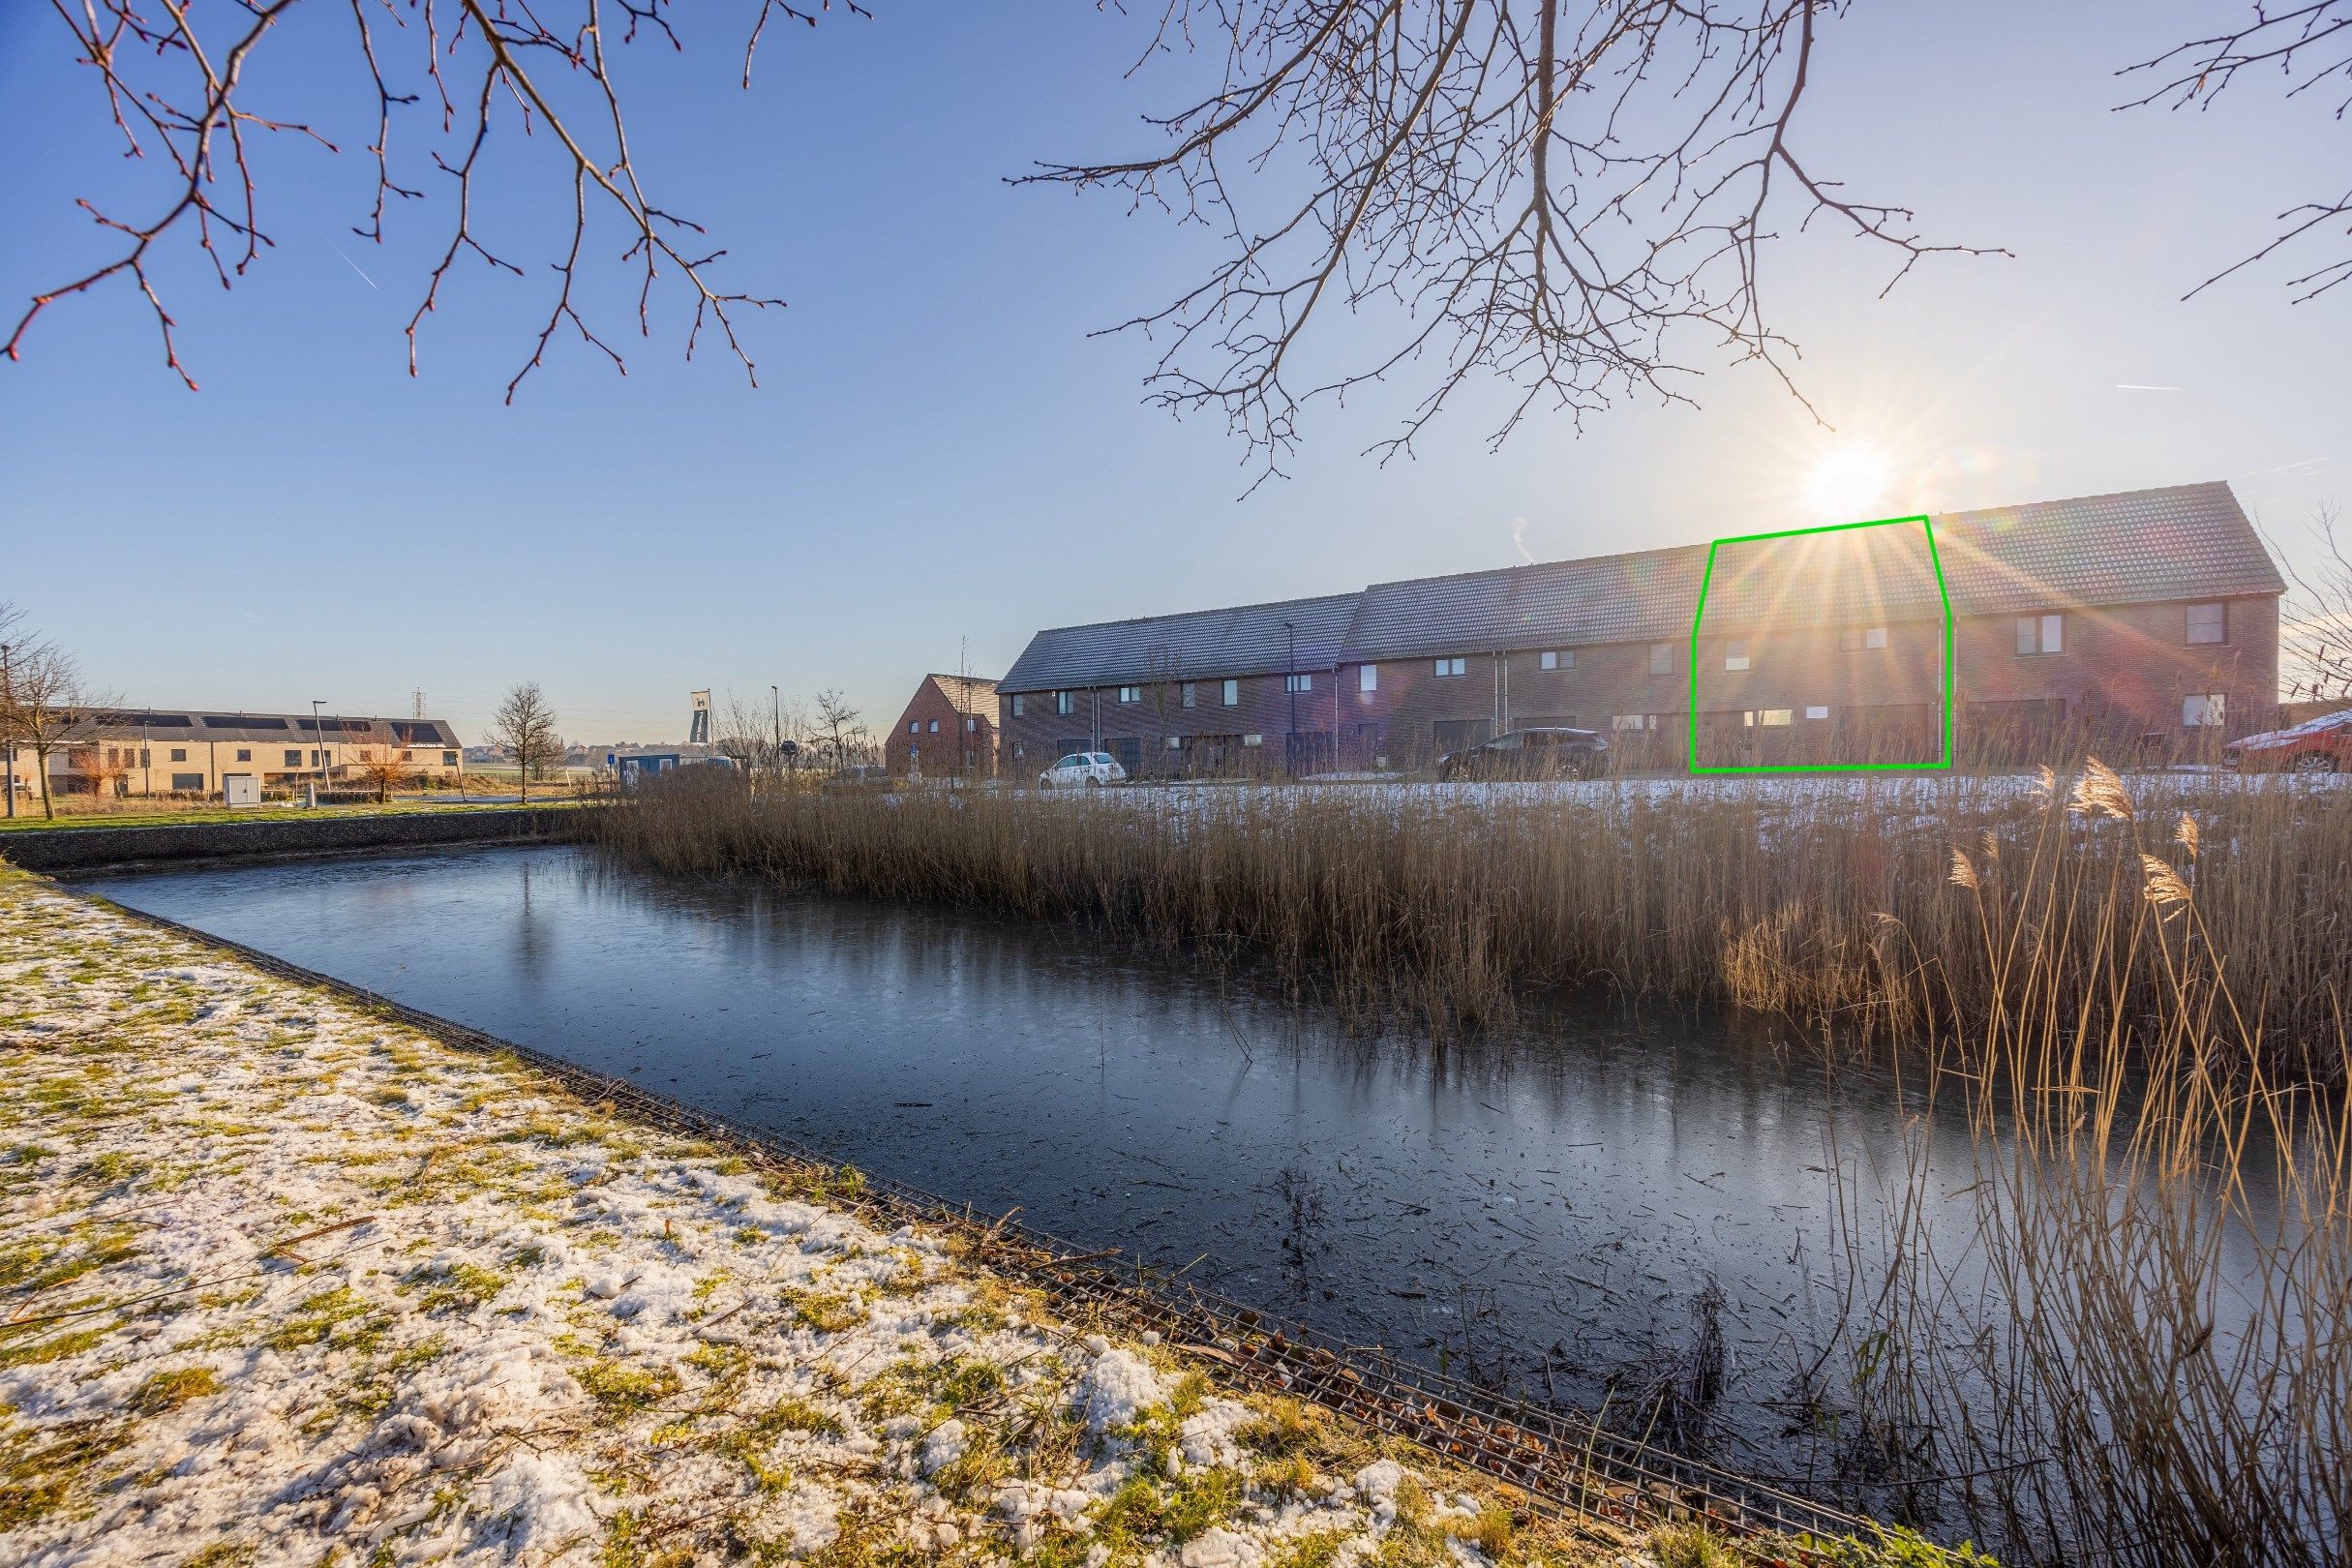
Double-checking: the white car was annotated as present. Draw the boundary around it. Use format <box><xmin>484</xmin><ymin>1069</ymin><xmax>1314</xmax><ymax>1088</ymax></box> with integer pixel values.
<box><xmin>1039</xmin><ymin>751</ymin><xmax>1127</xmax><ymax>789</ymax></box>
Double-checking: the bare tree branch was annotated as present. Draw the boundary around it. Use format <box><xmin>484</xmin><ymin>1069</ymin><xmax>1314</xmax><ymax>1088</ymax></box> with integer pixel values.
<box><xmin>1033</xmin><ymin>0</ymin><xmax>2003</xmax><ymax>476</ymax></box>
<box><xmin>11</xmin><ymin>0</ymin><xmax>869</xmax><ymax>396</ymax></box>
<box><xmin>2119</xmin><ymin>2</ymin><xmax>2352</xmax><ymax>303</ymax></box>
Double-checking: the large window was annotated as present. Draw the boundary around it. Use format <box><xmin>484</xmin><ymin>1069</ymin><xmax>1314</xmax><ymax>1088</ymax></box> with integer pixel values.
<box><xmin>1221</xmin><ymin>678</ymin><xmax>1239</xmax><ymax>707</ymax></box>
<box><xmin>1358</xmin><ymin>664</ymin><xmax>1378</xmax><ymax>693</ymax></box>
<box><xmin>1613</xmin><ymin>714</ymin><xmax>1656</xmax><ymax>732</ymax></box>
<box><xmin>171</xmin><ymin>772</ymin><xmax>204</xmax><ymax>792</ymax></box>
<box><xmin>1840</xmin><ymin>627</ymin><xmax>1888</xmax><ymax>651</ymax></box>
<box><xmin>1540</xmin><ymin>649</ymin><xmax>1574</xmax><ymax>671</ymax></box>
<box><xmin>1055</xmin><ymin>691</ymin><xmax>1074</xmax><ymax>715</ymax></box>
<box><xmin>1284</xmin><ymin>673</ymin><xmax>1312</xmax><ymax>693</ymax></box>
<box><xmin>2184</xmin><ymin>693</ymin><xmax>2227</xmax><ymax>728</ymax></box>
<box><xmin>2186</xmin><ymin>603</ymin><xmax>2226</xmax><ymax>646</ymax></box>
<box><xmin>1724</xmin><ymin>639</ymin><xmax>1752</xmax><ymax>673</ymax></box>
<box><xmin>1648</xmin><ymin>643</ymin><xmax>1674</xmax><ymax>676</ymax></box>
<box><xmin>1117</xmin><ymin>686</ymin><xmax>1142</xmax><ymax>704</ymax></box>
<box><xmin>1744</xmin><ymin>709</ymin><xmax>1793</xmax><ymax>727</ymax></box>
<box><xmin>283</xmin><ymin>749</ymin><xmax>302</xmax><ymax>768</ymax></box>
<box><xmin>2015</xmin><ymin>615</ymin><xmax>2064</xmax><ymax>655</ymax></box>
<box><xmin>1432</xmin><ymin>656</ymin><xmax>1467</xmax><ymax>678</ymax></box>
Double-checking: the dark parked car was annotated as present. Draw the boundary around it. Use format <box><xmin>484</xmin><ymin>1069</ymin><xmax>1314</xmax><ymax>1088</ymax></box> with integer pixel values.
<box><xmin>1436</xmin><ymin>727</ymin><xmax>1611</xmax><ymax>781</ymax></box>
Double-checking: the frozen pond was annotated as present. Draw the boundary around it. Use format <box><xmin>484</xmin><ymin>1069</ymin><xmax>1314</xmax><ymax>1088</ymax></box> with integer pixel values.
<box><xmin>82</xmin><ymin>841</ymin><xmax>1979</xmax><ymax>1504</ymax></box>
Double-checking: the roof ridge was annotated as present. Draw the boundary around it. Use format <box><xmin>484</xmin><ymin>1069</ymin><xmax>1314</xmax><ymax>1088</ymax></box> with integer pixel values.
<box><xmin>1929</xmin><ymin>478</ymin><xmax>2230</xmax><ymax>523</ymax></box>
<box><xmin>1021</xmin><ymin>588</ymin><xmax>1363</xmax><ymax>638</ymax></box>
<box><xmin>1364</xmin><ymin>538</ymin><xmax>1714</xmax><ymax>594</ymax></box>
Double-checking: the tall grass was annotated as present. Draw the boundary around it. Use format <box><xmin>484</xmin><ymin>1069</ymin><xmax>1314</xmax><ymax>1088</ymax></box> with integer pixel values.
<box><xmin>596</xmin><ymin>768</ymin><xmax>2348</xmax><ymax>1073</ymax></box>
<box><xmin>1841</xmin><ymin>763</ymin><xmax>2348</xmax><ymax>1566</ymax></box>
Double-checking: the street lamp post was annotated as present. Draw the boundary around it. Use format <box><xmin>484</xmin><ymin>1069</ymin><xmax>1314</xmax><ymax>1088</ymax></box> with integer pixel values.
<box><xmin>311</xmin><ymin>699</ymin><xmax>326</xmax><ymax>806</ymax></box>
<box><xmin>770</xmin><ymin>684</ymin><xmax>781</xmax><ymax>780</ymax></box>
<box><xmin>1282</xmin><ymin>619</ymin><xmax>1298</xmax><ymax>775</ymax></box>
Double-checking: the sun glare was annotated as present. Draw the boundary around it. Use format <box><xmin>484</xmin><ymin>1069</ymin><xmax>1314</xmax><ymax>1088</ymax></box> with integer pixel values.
<box><xmin>1802</xmin><ymin>446</ymin><xmax>1893</xmax><ymax>523</ymax></box>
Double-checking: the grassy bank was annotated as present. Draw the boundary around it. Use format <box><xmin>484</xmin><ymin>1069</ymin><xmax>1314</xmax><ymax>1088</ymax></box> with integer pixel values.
<box><xmin>0</xmin><ymin>871</ymin><xmax>1978</xmax><ymax>1567</ymax></box>
<box><xmin>594</xmin><ymin>769</ymin><xmax>2349</xmax><ymax>1076</ymax></box>
<box><xmin>0</xmin><ymin>798</ymin><xmax>586</xmax><ymax>835</ymax></box>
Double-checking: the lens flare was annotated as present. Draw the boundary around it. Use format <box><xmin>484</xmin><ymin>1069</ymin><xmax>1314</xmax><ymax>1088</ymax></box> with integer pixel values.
<box><xmin>1803</xmin><ymin>447</ymin><xmax>1893</xmax><ymax>523</ymax></box>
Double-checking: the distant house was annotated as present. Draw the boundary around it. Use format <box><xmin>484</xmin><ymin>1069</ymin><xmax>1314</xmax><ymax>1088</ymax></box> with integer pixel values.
<box><xmin>995</xmin><ymin>482</ymin><xmax>2286</xmax><ymax>773</ymax></box>
<box><xmin>17</xmin><ymin>709</ymin><xmax>464</xmax><ymax>799</ymax></box>
<box><xmin>886</xmin><ymin>674</ymin><xmax>999</xmax><ymax>779</ymax></box>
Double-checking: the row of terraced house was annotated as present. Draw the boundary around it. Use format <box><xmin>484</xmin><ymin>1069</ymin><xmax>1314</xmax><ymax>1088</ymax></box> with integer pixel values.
<box><xmin>959</xmin><ymin>482</ymin><xmax>2284</xmax><ymax>776</ymax></box>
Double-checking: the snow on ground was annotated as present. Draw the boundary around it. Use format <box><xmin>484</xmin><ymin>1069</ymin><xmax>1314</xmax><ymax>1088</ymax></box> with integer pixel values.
<box><xmin>0</xmin><ymin>871</ymin><xmax>1642</xmax><ymax>1568</ymax></box>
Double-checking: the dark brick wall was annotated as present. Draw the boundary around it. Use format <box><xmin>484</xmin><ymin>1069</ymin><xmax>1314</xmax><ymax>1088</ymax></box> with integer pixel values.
<box><xmin>997</xmin><ymin>594</ymin><xmax>2281</xmax><ymax>775</ymax></box>
<box><xmin>0</xmin><ymin>806</ymin><xmax>594</xmax><ymax>873</ymax></box>
<box><xmin>885</xmin><ymin>678</ymin><xmax>998</xmax><ymax>778</ymax></box>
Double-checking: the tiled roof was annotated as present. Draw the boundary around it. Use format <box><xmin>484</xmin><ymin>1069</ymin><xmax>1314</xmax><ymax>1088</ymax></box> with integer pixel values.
<box><xmin>999</xmin><ymin>591</ymin><xmax>1362</xmax><ymax>694</ymax></box>
<box><xmin>998</xmin><ymin>482</ymin><xmax>2281</xmax><ymax>687</ymax></box>
<box><xmin>69</xmin><ymin>710</ymin><xmax>462</xmax><ymax>748</ymax></box>
<box><xmin>924</xmin><ymin>676</ymin><xmax>999</xmax><ymax>718</ymax></box>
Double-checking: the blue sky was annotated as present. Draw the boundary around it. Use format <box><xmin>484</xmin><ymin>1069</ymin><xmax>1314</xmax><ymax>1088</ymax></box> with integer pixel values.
<box><xmin>2</xmin><ymin>2</ymin><xmax>2344</xmax><ymax>743</ymax></box>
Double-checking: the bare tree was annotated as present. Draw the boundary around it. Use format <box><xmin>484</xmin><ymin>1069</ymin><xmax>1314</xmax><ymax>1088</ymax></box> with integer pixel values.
<box><xmin>489</xmin><ymin>681</ymin><xmax>562</xmax><ymax>804</ymax></box>
<box><xmin>2122</xmin><ymin>3</ymin><xmax>2352</xmax><ymax>303</ymax></box>
<box><xmin>353</xmin><ymin>730</ymin><xmax>418</xmax><ymax>804</ymax></box>
<box><xmin>813</xmin><ymin>688</ymin><xmax>865</xmax><ymax>770</ymax></box>
<box><xmin>2279</xmin><ymin>500</ymin><xmax>2352</xmax><ymax>706</ymax></box>
<box><xmin>11</xmin><ymin>1</ymin><xmax>868</xmax><ymax>399</ymax></box>
<box><xmin>1033</xmin><ymin>1</ymin><xmax>2000</xmax><ymax>474</ymax></box>
<box><xmin>0</xmin><ymin>644</ymin><xmax>107</xmax><ymax>822</ymax></box>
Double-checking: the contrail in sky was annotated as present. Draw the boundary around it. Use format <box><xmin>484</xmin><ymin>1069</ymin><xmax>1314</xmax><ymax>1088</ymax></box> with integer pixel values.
<box><xmin>2115</xmin><ymin>383</ymin><xmax>2184</xmax><ymax>392</ymax></box>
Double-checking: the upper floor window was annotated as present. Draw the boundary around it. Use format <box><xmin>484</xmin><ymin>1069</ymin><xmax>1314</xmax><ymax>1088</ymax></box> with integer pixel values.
<box><xmin>1840</xmin><ymin>627</ymin><xmax>1888</xmax><ymax>651</ymax></box>
<box><xmin>909</xmin><ymin>721</ymin><xmax>920</xmax><ymax>736</ymax></box>
<box><xmin>2016</xmin><ymin>615</ymin><xmax>2064</xmax><ymax>656</ymax></box>
<box><xmin>1010</xmin><ymin>694</ymin><xmax>1026</xmax><ymax>717</ymax></box>
<box><xmin>236</xmin><ymin>748</ymin><xmax>252</xmax><ymax>762</ymax></box>
<box><xmin>170</xmin><ymin>747</ymin><xmax>188</xmax><ymax>762</ymax></box>
<box><xmin>1359</xmin><ymin>664</ymin><xmax>1378</xmax><ymax>693</ymax></box>
<box><xmin>1117</xmin><ymin>685</ymin><xmax>1142</xmax><ymax>704</ymax></box>
<box><xmin>1540</xmin><ymin>649</ymin><xmax>1574</xmax><ymax>671</ymax></box>
<box><xmin>2186</xmin><ymin>603</ymin><xmax>2226</xmax><ymax>646</ymax></box>
<box><xmin>1055</xmin><ymin>691</ymin><xmax>1074</xmax><ymax>715</ymax></box>
<box><xmin>284</xmin><ymin>749</ymin><xmax>303</xmax><ymax>768</ymax></box>
<box><xmin>2184</xmin><ymin>693</ymin><xmax>2227</xmax><ymax>728</ymax></box>
<box><xmin>928</xmin><ymin>719</ymin><xmax>940</xmax><ymax>733</ymax></box>
<box><xmin>1221</xmin><ymin>678</ymin><xmax>1239</xmax><ymax>706</ymax></box>
<box><xmin>1284</xmin><ymin>673</ymin><xmax>1313</xmax><ymax>693</ymax></box>
<box><xmin>966</xmin><ymin>717</ymin><xmax>979</xmax><ymax>733</ymax></box>
<box><xmin>1723</xmin><ymin>639</ymin><xmax>1752</xmax><ymax>673</ymax></box>
<box><xmin>1648</xmin><ymin>643</ymin><xmax>1674</xmax><ymax>676</ymax></box>
<box><xmin>1181</xmin><ymin>681</ymin><xmax>1197</xmax><ymax>709</ymax></box>
<box><xmin>1432</xmin><ymin>656</ymin><xmax>1467</xmax><ymax>678</ymax></box>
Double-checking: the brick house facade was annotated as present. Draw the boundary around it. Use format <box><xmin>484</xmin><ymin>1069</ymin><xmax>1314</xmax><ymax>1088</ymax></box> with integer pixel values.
<box><xmin>885</xmin><ymin>674</ymin><xmax>998</xmax><ymax>779</ymax></box>
<box><xmin>995</xmin><ymin>483</ymin><xmax>2284</xmax><ymax>774</ymax></box>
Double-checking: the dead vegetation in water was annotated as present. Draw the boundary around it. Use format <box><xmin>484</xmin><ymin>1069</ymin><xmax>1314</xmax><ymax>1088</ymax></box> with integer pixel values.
<box><xmin>597</xmin><ymin>767</ymin><xmax>2349</xmax><ymax>1076</ymax></box>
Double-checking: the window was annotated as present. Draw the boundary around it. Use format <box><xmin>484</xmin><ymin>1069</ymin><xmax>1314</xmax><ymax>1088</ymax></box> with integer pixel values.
<box><xmin>1613</xmin><ymin>714</ymin><xmax>1655</xmax><ymax>732</ymax></box>
<box><xmin>1724</xmin><ymin>639</ymin><xmax>1751</xmax><ymax>672</ymax></box>
<box><xmin>442</xmin><ymin>751</ymin><xmax>458</xmax><ymax>768</ymax></box>
<box><xmin>1284</xmin><ymin>673</ymin><xmax>1312</xmax><ymax>693</ymax></box>
<box><xmin>284</xmin><ymin>749</ymin><xmax>303</xmax><ymax>768</ymax></box>
<box><xmin>2184</xmin><ymin>693</ymin><xmax>2226</xmax><ymax>728</ymax></box>
<box><xmin>1010</xmin><ymin>694</ymin><xmax>1026</xmax><ymax>718</ymax></box>
<box><xmin>2186</xmin><ymin>603</ymin><xmax>2226</xmax><ymax>646</ymax></box>
<box><xmin>1242</xmin><ymin>733</ymin><xmax>1263</xmax><ymax>747</ymax></box>
<box><xmin>966</xmin><ymin>717</ymin><xmax>979</xmax><ymax>733</ymax></box>
<box><xmin>909</xmin><ymin>721</ymin><xmax>920</xmax><ymax>735</ymax></box>
<box><xmin>2016</xmin><ymin>615</ymin><xmax>2064</xmax><ymax>655</ymax></box>
<box><xmin>1012</xmin><ymin>742</ymin><xmax>1025</xmax><ymax>761</ymax></box>
<box><xmin>1761</xmin><ymin>709</ymin><xmax>1793</xmax><ymax>727</ymax></box>
<box><xmin>236</xmin><ymin>748</ymin><xmax>252</xmax><ymax>763</ymax></box>
<box><xmin>1181</xmin><ymin>681</ymin><xmax>1197</xmax><ymax>709</ymax></box>
<box><xmin>1840</xmin><ymin>627</ymin><xmax>1888</xmax><ymax>651</ymax></box>
<box><xmin>1540</xmin><ymin>649</ymin><xmax>1575</xmax><ymax>671</ymax></box>
<box><xmin>1649</xmin><ymin>644</ymin><xmax>1674</xmax><ymax>676</ymax></box>
<box><xmin>1056</xmin><ymin>691</ymin><xmax>1074</xmax><ymax>715</ymax></box>
<box><xmin>1221</xmin><ymin>679</ymin><xmax>1239</xmax><ymax>706</ymax></box>
<box><xmin>928</xmin><ymin>719</ymin><xmax>940</xmax><ymax>733</ymax></box>
<box><xmin>169</xmin><ymin>746</ymin><xmax>188</xmax><ymax>762</ymax></box>
<box><xmin>171</xmin><ymin>772</ymin><xmax>204</xmax><ymax>792</ymax></box>
<box><xmin>1359</xmin><ymin>664</ymin><xmax>1377</xmax><ymax>694</ymax></box>
<box><xmin>1804</xmin><ymin>706</ymin><xmax>1830</xmax><ymax>720</ymax></box>
<box><xmin>1118</xmin><ymin>686</ymin><xmax>1142</xmax><ymax>704</ymax></box>
<box><xmin>1433</xmin><ymin>657</ymin><xmax>1467</xmax><ymax>678</ymax></box>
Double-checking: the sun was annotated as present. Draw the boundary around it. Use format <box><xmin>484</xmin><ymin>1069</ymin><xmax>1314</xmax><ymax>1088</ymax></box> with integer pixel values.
<box><xmin>1802</xmin><ymin>446</ymin><xmax>1893</xmax><ymax>524</ymax></box>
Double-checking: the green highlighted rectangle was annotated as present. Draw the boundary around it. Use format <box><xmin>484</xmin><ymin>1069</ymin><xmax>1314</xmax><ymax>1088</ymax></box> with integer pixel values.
<box><xmin>1685</xmin><ymin>514</ymin><xmax>1954</xmax><ymax>774</ymax></box>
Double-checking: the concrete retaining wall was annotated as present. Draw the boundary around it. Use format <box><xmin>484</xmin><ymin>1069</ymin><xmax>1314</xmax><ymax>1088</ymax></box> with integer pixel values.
<box><xmin>0</xmin><ymin>806</ymin><xmax>599</xmax><ymax>873</ymax></box>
